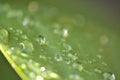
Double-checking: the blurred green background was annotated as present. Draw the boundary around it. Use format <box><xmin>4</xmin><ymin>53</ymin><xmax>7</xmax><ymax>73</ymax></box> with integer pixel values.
<box><xmin>0</xmin><ymin>0</ymin><xmax>120</xmax><ymax>80</ymax></box>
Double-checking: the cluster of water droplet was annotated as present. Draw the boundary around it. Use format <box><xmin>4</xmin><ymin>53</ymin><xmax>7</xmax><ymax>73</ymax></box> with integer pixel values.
<box><xmin>0</xmin><ymin>3</ymin><xmax>117</xmax><ymax>80</ymax></box>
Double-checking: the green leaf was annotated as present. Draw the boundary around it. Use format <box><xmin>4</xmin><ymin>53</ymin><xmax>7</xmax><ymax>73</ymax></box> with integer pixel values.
<box><xmin>0</xmin><ymin>1</ymin><xmax>119</xmax><ymax>80</ymax></box>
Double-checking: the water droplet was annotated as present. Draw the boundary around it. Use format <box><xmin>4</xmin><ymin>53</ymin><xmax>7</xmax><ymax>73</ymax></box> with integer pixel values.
<box><xmin>62</xmin><ymin>43</ymin><xmax>72</xmax><ymax>52</ymax></box>
<box><xmin>36</xmin><ymin>75</ymin><xmax>44</xmax><ymax>80</ymax></box>
<box><xmin>54</xmin><ymin>54</ymin><xmax>63</xmax><ymax>62</ymax></box>
<box><xmin>40</xmin><ymin>66</ymin><xmax>46</xmax><ymax>72</ymax></box>
<box><xmin>94</xmin><ymin>68</ymin><xmax>102</xmax><ymax>73</ymax></box>
<box><xmin>49</xmin><ymin>72</ymin><xmax>59</xmax><ymax>79</ymax></box>
<box><xmin>16</xmin><ymin>29</ymin><xmax>23</xmax><ymax>35</ymax></box>
<box><xmin>103</xmin><ymin>72</ymin><xmax>115</xmax><ymax>80</ymax></box>
<box><xmin>0</xmin><ymin>28</ymin><xmax>8</xmax><ymax>43</ymax></box>
<box><xmin>96</xmin><ymin>54</ymin><xmax>102</xmax><ymax>59</ymax></box>
<box><xmin>68</xmin><ymin>52</ymin><xmax>78</xmax><ymax>61</ymax></box>
<box><xmin>65</xmin><ymin>58</ymin><xmax>71</xmax><ymax>64</ymax></box>
<box><xmin>21</xmin><ymin>64</ymin><xmax>26</xmax><ymax>69</ymax></box>
<box><xmin>37</xmin><ymin>35</ymin><xmax>46</xmax><ymax>46</ymax></box>
<box><xmin>22</xmin><ymin>17</ymin><xmax>31</xmax><ymax>26</ymax></box>
<box><xmin>29</xmin><ymin>72</ymin><xmax>36</xmax><ymax>78</ymax></box>
<box><xmin>100</xmin><ymin>35</ymin><xmax>109</xmax><ymax>45</ymax></box>
<box><xmin>19</xmin><ymin>40</ymin><xmax>34</xmax><ymax>53</ymax></box>
<box><xmin>20</xmin><ymin>53</ymin><xmax>29</xmax><ymax>58</ymax></box>
<box><xmin>62</xmin><ymin>28</ymin><xmax>68</xmax><ymax>38</ymax></box>
<box><xmin>69</xmin><ymin>73</ymin><xmax>84</xmax><ymax>80</ymax></box>
<box><xmin>72</xmin><ymin>61</ymin><xmax>84</xmax><ymax>72</ymax></box>
<box><xmin>28</xmin><ymin>1</ymin><xmax>39</xmax><ymax>13</ymax></box>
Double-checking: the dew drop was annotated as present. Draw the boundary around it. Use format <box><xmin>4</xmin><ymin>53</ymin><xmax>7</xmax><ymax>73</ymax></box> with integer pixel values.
<box><xmin>62</xmin><ymin>28</ymin><xmax>68</xmax><ymax>38</ymax></box>
<box><xmin>103</xmin><ymin>72</ymin><xmax>115</xmax><ymax>80</ymax></box>
<box><xmin>19</xmin><ymin>40</ymin><xmax>34</xmax><ymax>53</ymax></box>
<box><xmin>69</xmin><ymin>73</ymin><xmax>84</xmax><ymax>80</ymax></box>
<box><xmin>68</xmin><ymin>52</ymin><xmax>78</xmax><ymax>61</ymax></box>
<box><xmin>65</xmin><ymin>58</ymin><xmax>71</xmax><ymax>64</ymax></box>
<box><xmin>40</xmin><ymin>66</ymin><xmax>46</xmax><ymax>72</ymax></box>
<box><xmin>49</xmin><ymin>72</ymin><xmax>59</xmax><ymax>79</ymax></box>
<box><xmin>96</xmin><ymin>54</ymin><xmax>102</xmax><ymax>59</ymax></box>
<box><xmin>72</xmin><ymin>61</ymin><xmax>84</xmax><ymax>72</ymax></box>
<box><xmin>22</xmin><ymin>17</ymin><xmax>31</xmax><ymax>26</ymax></box>
<box><xmin>29</xmin><ymin>72</ymin><xmax>36</xmax><ymax>78</ymax></box>
<box><xmin>94</xmin><ymin>68</ymin><xmax>102</xmax><ymax>73</ymax></box>
<box><xmin>20</xmin><ymin>53</ymin><xmax>29</xmax><ymax>58</ymax></box>
<box><xmin>37</xmin><ymin>35</ymin><xmax>46</xmax><ymax>46</ymax></box>
<box><xmin>54</xmin><ymin>54</ymin><xmax>63</xmax><ymax>62</ymax></box>
<box><xmin>62</xmin><ymin>43</ymin><xmax>72</xmax><ymax>52</ymax></box>
<box><xmin>21</xmin><ymin>64</ymin><xmax>26</xmax><ymax>69</ymax></box>
<box><xmin>36</xmin><ymin>75</ymin><xmax>44</xmax><ymax>80</ymax></box>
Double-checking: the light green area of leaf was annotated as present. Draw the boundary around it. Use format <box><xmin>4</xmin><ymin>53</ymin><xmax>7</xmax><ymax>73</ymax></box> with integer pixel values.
<box><xmin>0</xmin><ymin>1</ymin><xmax>119</xmax><ymax>80</ymax></box>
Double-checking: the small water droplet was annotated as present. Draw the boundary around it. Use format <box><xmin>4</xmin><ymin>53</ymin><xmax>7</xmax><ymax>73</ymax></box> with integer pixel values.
<box><xmin>62</xmin><ymin>28</ymin><xmax>68</xmax><ymax>38</ymax></box>
<box><xmin>22</xmin><ymin>17</ymin><xmax>31</xmax><ymax>26</ymax></box>
<box><xmin>94</xmin><ymin>68</ymin><xmax>102</xmax><ymax>73</ymax></box>
<box><xmin>36</xmin><ymin>75</ymin><xmax>44</xmax><ymax>80</ymax></box>
<box><xmin>37</xmin><ymin>35</ymin><xmax>46</xmax><ymax>46</ymax></box>
<box><xmin>68</xmin><ymin>52</ymin><xmax>78</xmax><ymax>61</ymax></box>
<box><xmin>69</xmin><ymin>73</ymin><xmax>84</xmax><ymax>80</ymax></box>
<box><xmin>54</xmin><ymin>54</ymin><xmax>63</xmax><ymax>62</ymax></box>
<box><xmin>65</xmin><ymin>58</ymin><xmax>71</xmax><ymax>64</ymax></box>
<box><xmin>29</xmin><ymin>72</ymin><xmax>36</xmax><ymax>78</ymax></box>
<box><xmin>62</xmin><ymin>43</ymin><xmax>72</xmax><ymax>52</ymax></box>
<box><xmin>96</xmin><ymin>54</ymin><xmax>102</xmax><ymax>59</ymax></box>
<box><xmin>103</xmin><ymin>72</ymin><xmax>115</xmax><ymax>80</ymax></box>
<box><xmin>19</xmin><ymin>40</ymin><xmax>34</xmax><ymax>53</ymax></box>
<box><xmin>21</xmin><ymin>64</ymin><xmax>27</xmax><ymax>69</ymax></box>
<box><xmin>40</xmin><ymin>66</ymin><xmax>46</xmax><ymax>72</ymax></box>
<box><xmin>72</xmin><ymin>61</ymin><xmax>84</xmax><ymax>72</ymax></box>
<box><xmin>49</xmin><ymin>72</ymin><xmax>59</xmax><ymax>79</ymax></box>
<box><xmin>20</xmin><ymin>53</ymin><xmax>29</xmax><ymax>58</ymax></box>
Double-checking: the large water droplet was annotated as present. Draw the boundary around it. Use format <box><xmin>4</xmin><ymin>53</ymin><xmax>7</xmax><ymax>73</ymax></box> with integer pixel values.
<box><xmin>19</xmin><ymin>40</ymin><xmax>34</xmax><ymax>53</ymax></box>
<box><xmin>54</xmin><ymin>54</ymin><xmax>63</xmax><ymax>62</ymax></box>
<box><xmin>37</xmin><ymin>35</ymin><xmax>47</xmax><ymax>46</ymax></box>
<box><xmin>103</xmin><ymin>72</ymin><xmax>115</xmax><ymax>80</ymax></box>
